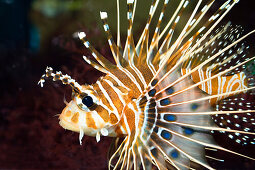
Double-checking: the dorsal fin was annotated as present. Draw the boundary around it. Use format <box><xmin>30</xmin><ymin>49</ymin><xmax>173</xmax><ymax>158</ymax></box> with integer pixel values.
<box><xmin>105</xmin><ymin>0</ymin><xmax>255</xmax><ymax>169</ymax></box>
<box><xmin>70</xmin><ymin>1</ymin><xmax>255</xmax><ymax>169</ymax></box>
<box><xmin>78</xmin><ymin>32</ymin><xmax>116</xmax><ymax>70</ymax></box>
<box><xmin>181</xmin><ymin>24</ymin><xmax>255</xmax><ymax>105</ymax></box>
<box><xmin>100</xmin><ymin>11</ymin><xmax>127</xmax><ymax>67</ymax></box>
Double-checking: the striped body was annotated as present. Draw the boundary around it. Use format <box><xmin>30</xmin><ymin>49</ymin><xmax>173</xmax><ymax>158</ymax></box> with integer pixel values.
<box><xmin>39</xmin><ymin>0</ymin><xmax>255</xmax><ymax>169</ymax></box>
<box><xmin>59</xmin><ymin>65</ymin><xmax>154</xmax><ymax>137</ymax></box>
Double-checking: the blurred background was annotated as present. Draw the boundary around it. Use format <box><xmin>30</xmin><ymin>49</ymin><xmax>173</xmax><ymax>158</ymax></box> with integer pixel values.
<box><xmin>0</xmin><ymin>0</ymin><xmax>255</xmax><ymax>169</ymax></box>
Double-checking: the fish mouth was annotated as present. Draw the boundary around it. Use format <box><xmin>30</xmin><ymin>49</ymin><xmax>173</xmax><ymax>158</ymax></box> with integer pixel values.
<box><xmin>59</xmin><ymin>118</ymin><xmax>80</xmax><ymax>133</ymax></box>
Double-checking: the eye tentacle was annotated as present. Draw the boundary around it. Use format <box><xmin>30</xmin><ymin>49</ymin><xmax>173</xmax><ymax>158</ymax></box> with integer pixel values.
<box><xmin>38</xmin><ymin>66</ymin><xmax>82</xmax><ymax>94</ymax></box>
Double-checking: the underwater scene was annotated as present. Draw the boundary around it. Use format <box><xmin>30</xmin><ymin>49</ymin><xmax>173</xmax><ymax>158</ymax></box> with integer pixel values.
<box><xmin>1</xmin><ymin>0</ymin><xmax>255</xmax><ymax>169</ymax></box>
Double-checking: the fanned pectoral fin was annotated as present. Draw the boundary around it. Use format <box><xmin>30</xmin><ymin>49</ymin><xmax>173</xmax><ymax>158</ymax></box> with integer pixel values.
<box><xmin>107</xmin><ymin>84</ymin><xmax>216</xmax><ymax>169</ymax></box>
<box><xmin>186</xmin><ymin>69</ymin><xmax>248</xmax><ymax>105</ymax></box>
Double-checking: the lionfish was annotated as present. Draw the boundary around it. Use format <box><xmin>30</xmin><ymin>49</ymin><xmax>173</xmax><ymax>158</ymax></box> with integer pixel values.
<box><xmin>39</xmin><ymin>0</ymin><xmax>255</xmax><ymax>169</ymax></box>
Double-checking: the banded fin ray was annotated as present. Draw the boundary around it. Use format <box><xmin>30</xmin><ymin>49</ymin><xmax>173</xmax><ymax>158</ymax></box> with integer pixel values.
<box><xmin>100</xmin><ymin>11</ymin><xmax>127</xmax><ymax>68</ymax></box>
<box><xmin>105</xmin><ymin>0</ymin><xmax>255</xmax><ymax>169</ymax></box>
<box><xmin>63</xmin><ymin>0</ymin><xmax>255</xmax><ymax>169</ymax></box>
<box><xmin>37</xmin><ymin>0</ymin><xmax>255</xmax><ymax>169</ymax></box>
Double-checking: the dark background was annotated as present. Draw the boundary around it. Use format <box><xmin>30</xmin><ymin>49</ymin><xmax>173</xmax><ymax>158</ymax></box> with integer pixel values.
<box><xmin>0</xmin><ymin>0</ymin><xmax>255</xmax><ymax>169</ymax></box>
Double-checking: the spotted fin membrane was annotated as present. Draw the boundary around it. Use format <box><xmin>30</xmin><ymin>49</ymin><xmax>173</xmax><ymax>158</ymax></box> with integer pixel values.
<box><xmin>38</xmin><ymin>0</ymin><xmax>255</xmax><ymax>169</ymax></box>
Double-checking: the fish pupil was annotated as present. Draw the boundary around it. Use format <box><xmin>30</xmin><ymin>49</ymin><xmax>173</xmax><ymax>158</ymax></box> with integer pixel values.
<box><xmin>82</xmin><ymin>96</ymin><xmax>93</xmax><ymax>107</ymax></box>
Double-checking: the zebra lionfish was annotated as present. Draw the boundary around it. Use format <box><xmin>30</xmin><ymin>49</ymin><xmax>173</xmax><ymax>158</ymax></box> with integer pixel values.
<box><xmin>39</xmin><ymin>0</ymin><xmax>255</xmax><ymax>169</ymax></box>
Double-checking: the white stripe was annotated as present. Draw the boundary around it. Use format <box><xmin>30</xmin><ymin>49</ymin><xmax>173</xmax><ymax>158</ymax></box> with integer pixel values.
<box><xmin>219</xmin><ymin>76</ymin><xmax>226</xmax><ymax>101</ymax></box>
<box><xmin>183</xmin><ymin>0</ymin><xmax>189</xmax><ymax>8</ymax></box>
<box><xmin>107</xmin><ymin>72</ymin><xmax>130</xmax><ymax>91</ymax></box>
<box><xmin>175</xmin><ymin>16</ymin><xmax>180</xmax><ymax>23</ymax></box>
<box><xmin>103</xmin><ymin>24</ymin><xmax>109</xmax><ymax>31</ymax></box>
<box><xmin>127</xmin><ymin>0</ymin><xmax>134</xmax><ymax>4</ymax></box>
<box><xmin>123</xmin><ymin>112</ymin><xmax>131</xmax><ymax>135</ymax></box>
<box><xmin>240</xmin><ymin>72</ymin><xmax>247</xmax><ymax>89</ymax></box>
<box><xmin>128</xmin><ymin>59</ymin><xmax>147</xmax><ymax>89</ymax></box>
<box><xmin>198</xmin><ymin>26</ymin><xmax>206</xmax><ymax>33</ymax></box>
<box><xmin>91</xmin><ymin>111</ymin><xmax>104</xmax><ymax>128</ymax></box>
<box><xmin>91</xmin><ymin>52</ymin><xmax>98</xmax><ymax>59</ymax></box>
<box><xmin>217</xmin><ymin>76</ymin><xmax>222</xmax><ymax>98</ymax></box>
<box><xmin>149</xmin><ymin>6</ymin><xmax>154</xmax><ymax>15</ymax></box>
<box><xmin>145</xmin><ymin>23</ymin><xmax>149</xmax><ymax>30</ymax></box>
<box><xmin>211</xmin><ymin>14</ymin><xmax>220</xmax><ymax>21</ymax></box>
<box><xmin>89</xmin><ymin>85</ymin><xmax>113</xmax><ymax>115</ymax></box>
<box><xmin>103</xmin><ymin>79</ymin><xmax>126</xmax><ymax>106</ymax></box>
<box><xmin>119</xmin><ymin>125</ymin><xmax>127</xmax><ymax>134</ymax></box>
<box><xmin>201</xmin><ymin>5</ymin><xmax>208</xmax><ymax>12</ymax></box>
<box><xmin>206</xmin><ymin>68</ymin><xmax>212</xmax><ymax>94</ymax></box>
<box><xmin>190</xmin><ymin>18</ymin><xmax>196</xmax><ymax>26</ymax></box>
<box><xmin>128</xmin><ymin>29</ymin><xmax>131</xmax><ymax>36</ymax></box>
<box><xmin>147</xmin><ymin>59</ymin><xmax>157</xmax><ymax>75</ymax></box>
<box><xmin>84</xmin><ymin>41</ymin><xmax>90</xmax><ymax>48</ymax></box>
<box><xmin>79</xmin><ymin>110</ymin><xmax>86</xmax><ymax>127</ymax></box>
<box><xmin>96</xmin><ymin>81</ymin><xmax>120</xmax><ymax>119</ymax></box>
<box><xmin>220</xmin><ymin>0</ymin><xmax>231</xmax><ymax>9</ymax></box>
<box><xmin>198</xmin><ymin>68</ymin><xmax>205</xmax><ymax>91</ymax></box>
<box><xmin>83</xmin><ymin>56</ymin><xmax>91</xmax><ymax>64</ymax></box>
<box><xmin>127</xmin><ymin>12</ymin><xmax>132</xmax><ymax>19</ymax></box>
<box><xmin>98</xmin><ymin>101</ymin><xmax>114</xmax><ymax>118</ymax></box>
<box><xmin>100</xmin><ymin>11</ymin><xmax>108</xmax><ymax>19</ymax></box>
<box><xmin>225</xmin><ymin>4</ymin><xmax>230</xmax><ymax>9</ymax></box>
<box><xmin>140</xmin><ymin>101</ymin><xmax>157</xmax><ymax>142</ymax></box>
<box><xmin>108</xmin><ymin>39</ymin><xmax>112</xmax><ymax>46</ymax></box>
<box><xmin>146</xmin><ymin>49</ymin><xmax>157</xmax><ymax>75</ymax></box>
<box><xmin>78</xmin><ymin>32</ymin><xmax>86</xmax><ymax>39</ymax></box>
<box><xmin>126</xmin><ymin>102</ymin><xmax>139</xmax><ymax>137</ymax></box>
<box><xmin>230</xmin><ymin>78</ymin><xmax>241</xmax><ymax>93</ymax></box>
<box><xmin>118</xmin><ymin>66</ymin><xmax>143</xmax><ymax>93</ymax></box>
<box><xmin>226</xmin><ymin>74</ymin><xmax>237</xmax><ymax>92</ymax></box>
<box><xmin>159</xmin><ymin>12</ymin><xmax>164</xmax><ymax>20</ymax></box>
<box><xmin>155</xmin><ymin>27</ymin><xmax>159</xmax><ymax>33</ymax></box>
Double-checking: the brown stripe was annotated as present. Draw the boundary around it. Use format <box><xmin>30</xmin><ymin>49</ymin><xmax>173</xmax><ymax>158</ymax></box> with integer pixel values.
<box><xmin>123</xmin><ymin>104</ymin><xmax>136</xmax><ymax>132</ymax></box>
<box><xmin>71</xmin><ymin>112</ymin><xmax>79</xmax><ymax>123</ymax></box>
<box><xmin>110</xmin><ymin>113</ymin><xmax>118</xmax><ymax>124</ymax></box>
<box><xmin>111</xmin><ymin>68</ymin><xmax>142</xmax><ymax>98</ymax></box>
<box><xmin>65</xmin><ymin>110</ymin><xmax>71</xmax><ymax>117</ymax></box>
<box><xmin>115</xmin><ymin>116</ymin><xmax>127</xmax><ymax>136</ymax></box>
<box><xmin>95</xmin><ymin>105</ymin><xmax>110</xmax><ymax>122</ymax></box>
<box><xmin>104</xmin><ymin>76</ymin><xmax>129</xmax><ymax>94</ymax></box>
<box><xmin>86</xmin><ymin>112</ymin><xmax>97</xmax><ymax>129</ymax></box>
<box><xmin>115</xmin><ymin>125</ymin><xmax>124</xmax><ymax>136</ymax></box>
<box><xmin>101</xmin><ymin>80</ymin><xmax>124</xmax><ymax>114</ymax></box>
<box><xmin>93</xmin><ymin>83</ymin><xmax>114</xmax><ymax>111</ymax></box>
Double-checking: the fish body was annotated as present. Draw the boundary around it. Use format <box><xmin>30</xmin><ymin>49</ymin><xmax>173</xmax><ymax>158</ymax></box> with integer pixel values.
<box><xmin>39</xmin><ymin>0</ymin><xmax>255</xmax><ymax>169</ymax></box>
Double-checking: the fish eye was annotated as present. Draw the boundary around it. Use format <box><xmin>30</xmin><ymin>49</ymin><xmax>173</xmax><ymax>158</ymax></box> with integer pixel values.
<box><xmin>82</xmin><ymin>95</ymin><xmax>94</xmax><ymax>108</ymax></box>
